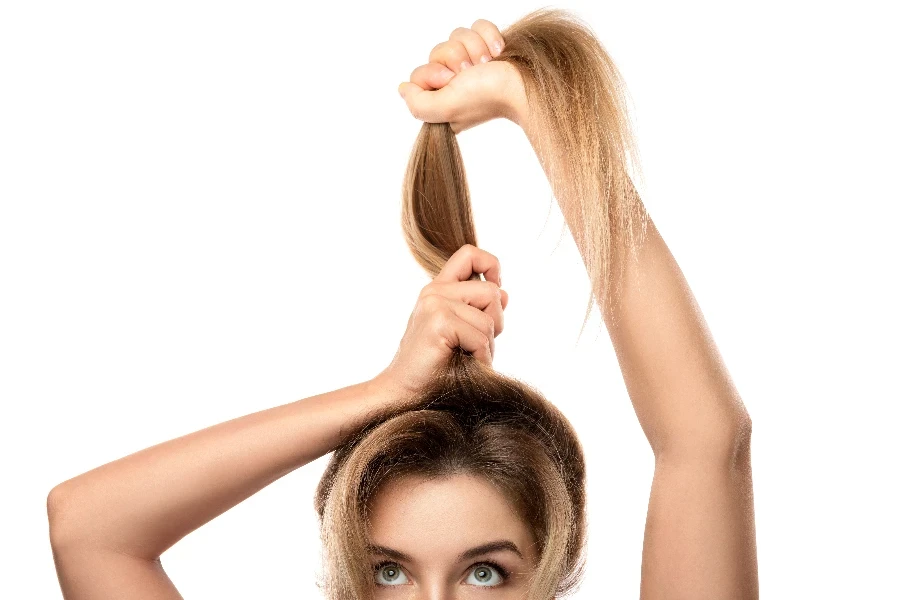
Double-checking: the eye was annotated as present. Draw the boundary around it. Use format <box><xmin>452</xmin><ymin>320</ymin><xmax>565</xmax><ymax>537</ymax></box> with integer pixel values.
<box><xmin>374</xmin><ymin>562</ymin><xmax>409</xmax><ymax>586</ymax></box>
<box><xmin>464</xmin><ymin>562</ymin><xmax>507</xmax><ymax>587</ymax></box>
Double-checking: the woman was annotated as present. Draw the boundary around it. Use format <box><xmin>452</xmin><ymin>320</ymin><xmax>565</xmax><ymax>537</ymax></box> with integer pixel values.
<box><xmin>47</xmin><ymin>9</ymin><xmax>758</xmax><ymax>599</ymax></box>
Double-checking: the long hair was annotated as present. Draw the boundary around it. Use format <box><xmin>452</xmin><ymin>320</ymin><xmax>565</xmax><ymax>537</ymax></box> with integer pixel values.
<box><xmin>315</xmin><ymin>8</ymin><xmax>647</xmax><ymax>599</ymax></box>
<box><xmin>402</xmin><ymin>7</ymin><xmax>648</xmax><ymax>329</ymax></box>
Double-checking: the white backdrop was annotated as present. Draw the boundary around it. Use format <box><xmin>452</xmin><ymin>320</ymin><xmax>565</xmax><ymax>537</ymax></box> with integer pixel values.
<box><xmin>2</xmin><ymin>1</ymin><xmax>898</xmax><ymax>597</ymax></box>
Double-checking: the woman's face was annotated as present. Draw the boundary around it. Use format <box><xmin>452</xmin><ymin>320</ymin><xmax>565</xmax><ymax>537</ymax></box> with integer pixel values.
<box><xmin>367</xmin><ymin>472</ymin><xmax>539</xmax><ymax>598</ymax></box>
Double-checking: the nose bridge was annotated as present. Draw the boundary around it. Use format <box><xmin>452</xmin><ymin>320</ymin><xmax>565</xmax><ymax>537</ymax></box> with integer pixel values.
<box><xmin>413</xmin><ymin>576</ymin><xmax>455</xmax><ymax>600</ymax></box>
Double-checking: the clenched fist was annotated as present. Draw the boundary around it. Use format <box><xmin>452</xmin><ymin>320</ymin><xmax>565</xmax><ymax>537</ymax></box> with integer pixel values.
<box><xmin>397</xmin><ymin>19</ymin><xmax>528</xmax><ymax>134</ymax></box>
<box><xmin>373</xmin><ymin>244</ymin><xmax>509</xmax><ymax>399</ymax></box>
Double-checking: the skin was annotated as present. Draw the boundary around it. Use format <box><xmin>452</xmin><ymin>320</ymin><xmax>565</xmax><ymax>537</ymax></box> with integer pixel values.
<box><xmin>366</xmin><ymin>474</ymin><xmax>539</xmax><ymax>598</ymax></box>
<box><xmin>48</xmin><ymin>17</ymin><xmax>758</xmax><ymax>600</ymax></box>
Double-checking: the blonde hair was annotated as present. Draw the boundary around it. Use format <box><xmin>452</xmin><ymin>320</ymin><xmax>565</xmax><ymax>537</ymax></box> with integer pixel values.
<box><xmin>315</xmin><ymin>358</ymin><xmax>585</xmax><ymax>600</ymax></box>
<box><xmin>402</xmin><ymin>7</ymin><xmax>648</xmax><ymax>329</ymax></box>
<box><xmin>315</xmin><ymin>7</ymin><xmax>647</xmax><ymax>599</ymax></box>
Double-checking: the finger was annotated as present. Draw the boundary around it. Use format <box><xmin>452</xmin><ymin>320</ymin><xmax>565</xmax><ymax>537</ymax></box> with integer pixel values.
<box><xmin>422</xmin><ymin>280</ymin><xmax>505</xmax><ymax>336</ymax></box>
<box><xmin>434</xmin><ymin>244</ymin><xmax>501</xmax><ymax>286</ymax></box>
<box><xmin>471</xmin><ymin>19</ymin><xmax>506</xmax><ymax>57</ymax></box>
<box><xmin>429</xmin><ymin>39</ymin><xmax>475</xmax><ymax>73</ymax></box>
<box><xmin>439</xmin><ymin>311</ymin><xmax>493</xmax><ymax>367</ymax></box>
<box><xmin>432</xmin><ymin>281</ymin><xmax>504</xmax><ymax>339</ymax></box>
<box><xmin>448</xmin><ymin>27</ymin><xmax>493</xmax><ymax>66</ymax></box>
<box><xmin>500</xmin><ymin>288</ymin><xmax>509</xmax><ymax>310</ymax></box>
<box><xmin>409</xmin><ymin>63</ymin><xmax>456</xmax><ymax>91</ymax></box>
<box><xmin>446</xmin><ymin>299</ymin><xmax>496</xmax><ymax>358</ymax></box>
<box><xmin>398</xmin><ymin>81</ymin><xmax>455</xmax><ymax>123</ymax></box>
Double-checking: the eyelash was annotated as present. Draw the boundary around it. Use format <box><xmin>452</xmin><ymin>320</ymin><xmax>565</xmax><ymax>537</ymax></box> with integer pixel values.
<box><xmin>470</xmin><ymin>560</ymin><xmax>510</xmax><ymax>581</ymax></box>
<box><xmin>372</xmin><ymin>560</ymin><xmax>510</xmax><ymax>585</ymax></box>
<box><xmin>372</xmin><ymin>561</ymin><xmax>398</xmax><ymax>576</ymax></box>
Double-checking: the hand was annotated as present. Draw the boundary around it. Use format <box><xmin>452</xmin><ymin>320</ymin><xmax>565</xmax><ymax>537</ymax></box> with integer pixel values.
<box><xmin>397</xmin><ymin>19</ymin><xmax>528</xmax><ymax>134</ymax></box>
<box><xmin>374</xmin><ymin>244</ymin><xmax>510</xmax><ymax>399</ymax></box>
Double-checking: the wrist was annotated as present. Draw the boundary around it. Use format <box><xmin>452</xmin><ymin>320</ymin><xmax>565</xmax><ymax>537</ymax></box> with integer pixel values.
<box><xmin>367</xmin><ymin>370</ymin><xmax>415</xmax><ymax>407</ymax></box>
<box><xmin>498</xmin><ymin>61</ymin><xmax>529</xmax><ymax>130</ymax></box>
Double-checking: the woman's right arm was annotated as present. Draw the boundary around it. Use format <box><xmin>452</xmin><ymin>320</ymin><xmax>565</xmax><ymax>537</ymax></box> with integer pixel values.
<box><xmin>47</xmin><ymin>245</ymin><xmax>507</xmax><ymax>599</ymax></box>
<box><xmin>48</xmin><ymin>379</ymin><xmax>400</xmax><ymax>599</ymax></box>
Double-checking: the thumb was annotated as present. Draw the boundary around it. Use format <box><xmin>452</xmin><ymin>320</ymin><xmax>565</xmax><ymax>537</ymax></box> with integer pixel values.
<box><xmin>398</xmin><ymin>81</ymin><xmax>449</xmax><ymax>123</ymax></box>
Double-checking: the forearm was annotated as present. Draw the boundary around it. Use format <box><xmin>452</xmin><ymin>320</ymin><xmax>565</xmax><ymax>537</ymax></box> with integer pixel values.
<box><xmin>48</xmin><ymin>376</ymin><xmax>398</xmax><ymax>560</ymax></box>
<box><xmin>600</xmin><ymin>213</ymin><xmax>750</xmax><ymax>460</ymax></box>
<box><xmin>500</xmin><ymin>20</ymin><xmax>757</xmax><ymax>596</ymax></box>
<box><xmin>516</xmin><ymin>105</ymin><xmax>749</xmax><ymax>459</ymax></box>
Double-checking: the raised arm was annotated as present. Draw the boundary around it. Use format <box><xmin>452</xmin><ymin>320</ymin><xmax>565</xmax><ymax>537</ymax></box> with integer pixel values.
<box><xmin>599</xmin><ymin>209</ymin><xmax>758</xmax><ymax>599</ymax></box>
<box><xmin>508</xmin><ymin>59</ymin><xmax>759</xmax><ymax>600</ymax></box>
<box><xmin>47</xmin><ymin>246</ymin><xmax>508</xmax><ymax>599</ymax></box>
<box><xmin>48</xmin><ymin>379</ymin><xmax>396</xmax><ymax>599</ymax></box>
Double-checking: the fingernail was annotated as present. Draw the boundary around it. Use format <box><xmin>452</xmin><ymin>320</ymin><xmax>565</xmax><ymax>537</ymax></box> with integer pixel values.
<box><xmin>493</xmin><ymin>40</ymin><xmax>503</xmax><ymax>55</ymax></box>
<box><xmin>460</xmin><ymin>60</ymin><xmax>472</xmax><ymax>70</ymax></box>
<box><xmin>439</xmin><ymin>68</ymin><xmax>454</xmax><ymax>81</ymax></box>
<box><xmin>480</xmin><ymin>54</ymin><xmax>490</xmax><ymax>64</ymax></box>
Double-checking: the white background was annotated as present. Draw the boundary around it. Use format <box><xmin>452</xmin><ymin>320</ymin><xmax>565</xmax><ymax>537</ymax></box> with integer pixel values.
<box><xmin>2</xmin><ymin>1</ymin><xmax>897</xmax><ymax>597</ymax></box>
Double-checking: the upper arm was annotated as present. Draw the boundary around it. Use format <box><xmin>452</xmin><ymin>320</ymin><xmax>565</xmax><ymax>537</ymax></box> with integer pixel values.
<box><xmin>639</xmin><ymin>429</ymin><xmax>758</xmax><ymax>600</ymax></box>
<box><xmin>51</xmin><ymin>546</ymin><xmax>183</xmax><ymax>600</ymax></box>
<box><xmin>49</xmin><ymin>485</ymin><xmax>183</xmax><ymax>600</ymax></box>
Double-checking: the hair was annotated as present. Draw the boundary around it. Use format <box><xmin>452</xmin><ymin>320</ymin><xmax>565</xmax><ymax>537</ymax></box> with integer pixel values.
<box><xmin>314</xmin><ymin>7</ymin><xmax>648</xmax><ymax>600</ymax></box>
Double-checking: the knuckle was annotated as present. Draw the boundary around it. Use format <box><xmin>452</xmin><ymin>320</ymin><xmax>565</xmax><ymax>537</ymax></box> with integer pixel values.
<box><xmin>479</xmin><ymin>333</ymin><xmax>491</xmax><ymax>352</ymax></box>
<box><xmin>418</xmin><ymin>291</ymin><xmax>442</xmax><ymax>312</ymax></box>
<box><xmin>409</xmin><ymin>64</ymin><xmax>426</xmax><ymax>81</ymax></box>
<box><xmin>448</xmin><ymin>41</ymin><xmax>468</xmax><ymax>59</ymax></box>
<box><xmin>429</xmin><ymin>40</ymin><xmax>466</xmax><ymax>63</ymax></box>
<box><xmin>475</xmin><ymin>281</ymin><xmax>500</xmax><ymax>304</ymax></box>
<box><xmin>433</xmin><ymin>309</ymin><xmax>454</xmax><ymax>334</ymax></box>
<box><xmin>472</xmin><ymin>19</ymin><xmax>500</xmax><ymax>40</ymax></box>
<box><xmin>418</xmin><ymin>282</ymin><xmax>436</xmax><ymax>299</ymax></box>
<box><xmin>485</xmin><ymin>315</ymin><xmax>496</xmax><ymax>336</ymax></box>
<box><xmin>427</xmin><ymin>43</ymin><xmax>444</xmax><ymax>62</ymax></box>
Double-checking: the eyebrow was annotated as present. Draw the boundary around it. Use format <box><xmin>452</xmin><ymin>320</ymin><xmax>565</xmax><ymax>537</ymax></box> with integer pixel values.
<box><xmin>368</xmin><ymin>544</ymin><xmax>413</xmax><ymax>563</ymax></box>
<box><xmin>457</xmin><ymin>540</ymin><xmax>525</xmax><ymax>562</ymax></box>
<box><xmin>368</xmin><ymin>540</ymin><xmax>524</xmax><ymax>563</ymax></box>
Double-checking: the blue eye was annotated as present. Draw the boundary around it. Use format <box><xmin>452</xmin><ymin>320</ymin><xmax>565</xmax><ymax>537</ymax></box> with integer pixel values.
<box><xmin>374</xmin><ymin>563</ymin><xmax>409</xmax><ymax>586</ymax></box>
<box><xmin>465</xmin><ymin>563</ymin><xmax>506</xmax><ymax>586</ymax></box>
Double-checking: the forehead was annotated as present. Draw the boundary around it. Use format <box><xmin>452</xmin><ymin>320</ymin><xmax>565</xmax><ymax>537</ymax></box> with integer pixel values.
<box><xmin>367</xmin><ymin>473</ymin><xmax>535</xmax><ymax>560</ymax></box>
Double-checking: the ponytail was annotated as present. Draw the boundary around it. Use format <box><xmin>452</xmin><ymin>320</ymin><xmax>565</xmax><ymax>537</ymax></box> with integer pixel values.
<box><xmin>402</xmin><ymin>7</ymin><xmax>648</xmax><ymax>331</ymax></box>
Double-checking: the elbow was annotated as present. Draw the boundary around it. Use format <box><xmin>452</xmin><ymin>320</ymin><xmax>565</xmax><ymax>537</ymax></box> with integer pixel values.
<box><xmin>47</xmin><ymin>482</ymin><xmax>80</xmax><ymax>551</ymax></box>
<box><xmin>658</xmin><ymin>405</ymin><xmax>753</xmax><ymax>468</ymax></box>
<box><xmin>732</xmin><ymin>409</ymin><xmax>753</xmax><ymax>468</ymax></box>
<box><xmin>708</xmin><ymin>407</ymin><xmax>753</xmax><ymax>469</ymax></box>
